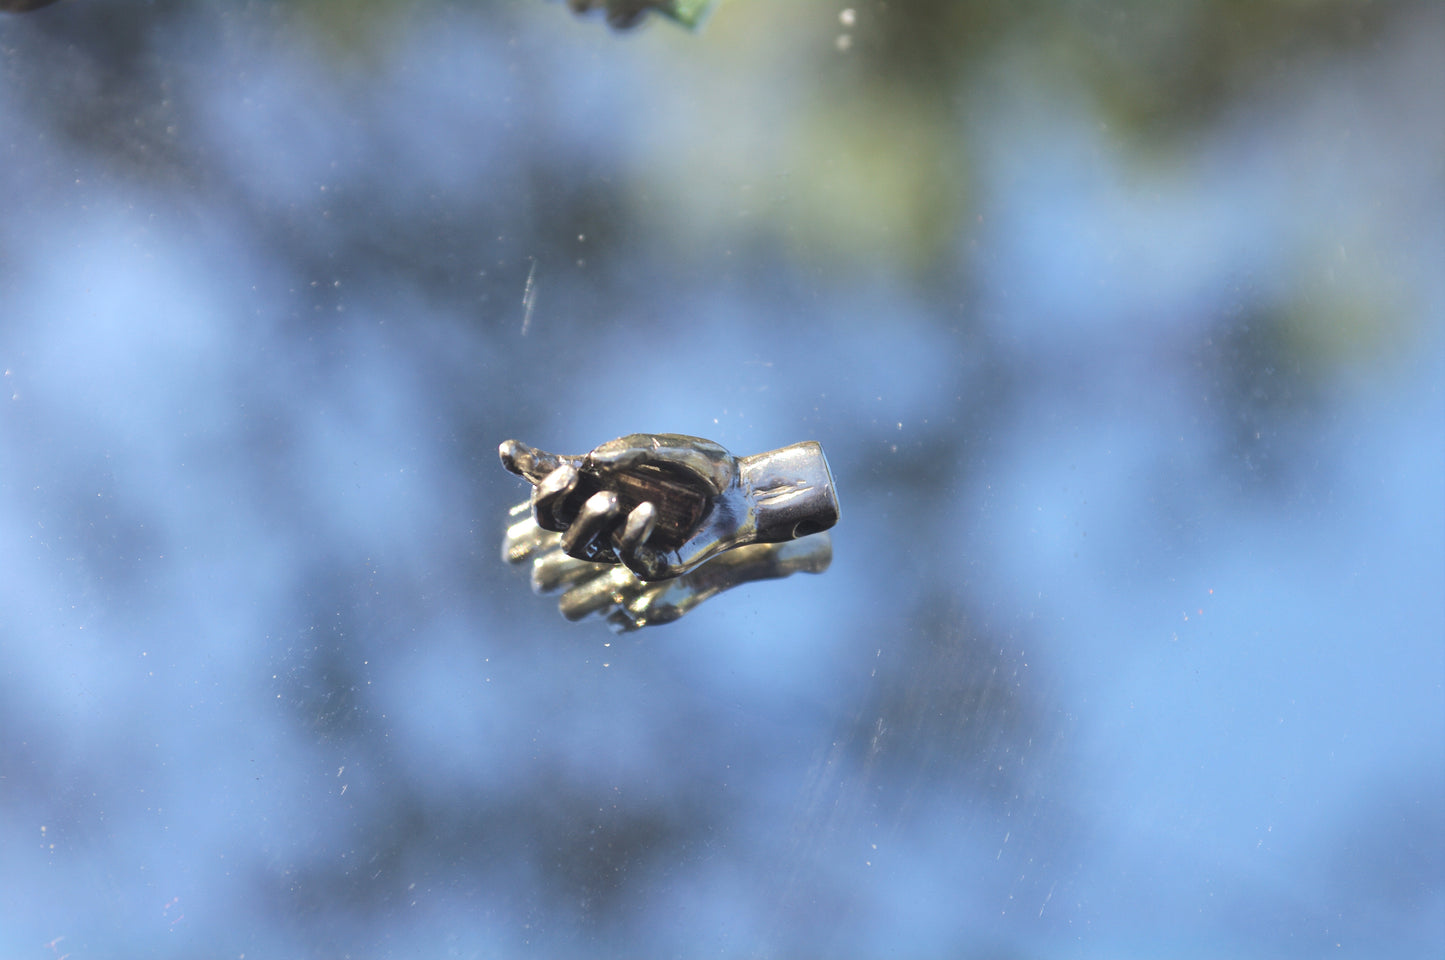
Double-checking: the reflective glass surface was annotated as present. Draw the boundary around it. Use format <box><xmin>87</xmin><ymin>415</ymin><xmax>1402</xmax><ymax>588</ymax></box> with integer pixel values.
<box><xmin>2</xmin><ymin>2</ymin><xmax>1442</xmax><ymax>957</ymax></box>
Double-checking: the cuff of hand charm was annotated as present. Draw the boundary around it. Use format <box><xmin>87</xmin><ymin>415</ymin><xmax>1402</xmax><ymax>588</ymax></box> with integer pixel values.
<box><xmin>499</xmin><ymin>433</ymin><xmax>840</xmax><ymax>581</ymax></box>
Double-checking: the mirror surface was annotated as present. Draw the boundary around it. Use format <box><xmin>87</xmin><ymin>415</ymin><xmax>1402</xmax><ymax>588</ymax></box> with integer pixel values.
<box><xmin>2</xmin><ymin>1</ymin><xmax>1441</xmax><ymax>957</ymax></box>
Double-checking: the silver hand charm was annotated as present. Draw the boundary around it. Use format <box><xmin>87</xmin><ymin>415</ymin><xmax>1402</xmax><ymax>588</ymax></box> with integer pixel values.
<box><xmin>499</xmin><ymin>433</ymin><xmax>839</xmax><ymax>581</ymax></box>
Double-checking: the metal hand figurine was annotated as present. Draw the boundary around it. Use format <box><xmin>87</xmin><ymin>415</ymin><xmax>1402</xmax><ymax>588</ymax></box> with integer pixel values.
<box><xmin>503</xmin><ymin>503</ymin><xmax>832</xmax><ymax>630</ymax></box>
<box><xmin>499</xmin><ymin>433</ymin><xmax>839</xmax><ymax>581</ymax></box>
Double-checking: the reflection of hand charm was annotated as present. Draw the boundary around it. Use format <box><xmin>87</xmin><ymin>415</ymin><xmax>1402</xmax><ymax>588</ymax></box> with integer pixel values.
<box><xmin>499</xmin><ymin>433</ymin><xmax>839</xmax><ymax>581</ymax></box>
<box><xmin>565</xmin><ymin>0</ymin><xmax>713</xmax><ymax>30</ymax></box>
<box><xmin>503</xmin><ymin>503</ymin><xmax>832</xmax><ymax>631</ymax></box>
<box><xmin>0</xmin><ymin>1</ymin><xmax>65</xmax><ymax>12</ymax></box>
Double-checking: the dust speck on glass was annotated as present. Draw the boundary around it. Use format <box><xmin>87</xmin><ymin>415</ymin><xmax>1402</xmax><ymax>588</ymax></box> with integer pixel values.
<box><xmin>1</xmin><ymin>1</ymin><xmax>1440</xmax><ymax>958</ymax></box>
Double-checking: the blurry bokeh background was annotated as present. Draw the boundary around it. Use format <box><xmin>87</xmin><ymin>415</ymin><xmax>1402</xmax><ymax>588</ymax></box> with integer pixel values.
<box><xmin>2</xmin><ymin>0</ymin><xmax>1442</xmax><ymax>956</ymax></box>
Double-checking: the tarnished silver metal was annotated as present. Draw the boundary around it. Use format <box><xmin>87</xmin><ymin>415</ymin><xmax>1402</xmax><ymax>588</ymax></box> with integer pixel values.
<box><xmin>503</xmin><ymin>503</ymin><xmax>832</xmax><ymax>631</ymax></box>
<box><xmin>499</xmin><ymin>433</ymin><xmax>840</xmax><ymax>581</ymax></box>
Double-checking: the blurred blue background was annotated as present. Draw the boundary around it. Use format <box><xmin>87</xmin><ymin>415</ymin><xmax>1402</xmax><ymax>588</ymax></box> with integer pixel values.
<box><xmin>1</xmin><ymin>1</ymin><xmax>1441</xmax><ymax>957</ymax></box>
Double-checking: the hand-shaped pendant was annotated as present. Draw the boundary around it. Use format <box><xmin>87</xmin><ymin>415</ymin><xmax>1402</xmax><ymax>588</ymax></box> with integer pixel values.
<box><xmin>499</xmin><ymin>433</ymin><xmax>839</xmax><ymax>581</ymax></box>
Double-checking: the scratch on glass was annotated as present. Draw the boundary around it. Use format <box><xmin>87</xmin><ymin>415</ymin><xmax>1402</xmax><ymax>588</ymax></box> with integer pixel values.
<box><xmin>521</xmin><ymin>258</ymin><xmax>538</xmax><ymax>335</ymax></box>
